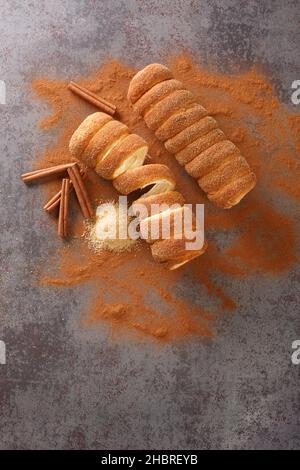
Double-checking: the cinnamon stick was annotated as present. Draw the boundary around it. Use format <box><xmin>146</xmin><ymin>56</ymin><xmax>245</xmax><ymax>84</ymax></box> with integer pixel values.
<box><xmin>67</xmin><ymin>164</ymin><xmax>94</xmax><ymax>219</ymax></box>
<box><xmin>63</xmin><ymin>178</ymin><xmax>70</xmax><ymax>236</ymax></box>
<box><xmin>58</xmin><ymin>178</ymin><xmax>70</xmax><ymax>238</ymax></box>
<box><xmin>44</xmin><ymin>190</ymin><xmax>63</xmax><ymax>212</ymax></box>
<box><xmin>44</xmin><ymin>180</ymin><xmax>73</xmax><ymax>212</ymax></box>
<box><xmin>72</xmin><ymin>164</ymin><xmax>94</xmax><ymax>218</ymax></box>
<box><xmin>43</xmin><ymin>168</ymin><xmax>86</xmax><ymax>212</ymax></box>
<box><xmin>57</xmin><ymin>179</ymin><xmax>65</xmax><ymax>237</ymax></box>
<box><xmin>21</xmin><ymin>163</ymin><xmax>74</xmax><ymax>183</ymax></box>
<box><xmin>70</xmin><ymin>81</ymin><xmax>116</xmax><ymax>111</ymax></box>
<box><xmin>68</xmin><ymin>81</ymin><xmax>116</xmax><ymax>116</ymax></box>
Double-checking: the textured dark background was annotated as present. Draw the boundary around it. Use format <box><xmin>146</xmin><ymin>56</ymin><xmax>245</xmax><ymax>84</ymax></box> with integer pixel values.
<box><xmin>0</xmin><ymin>0</ymin><xmax>299</xmax><ymax>450</ymax></box>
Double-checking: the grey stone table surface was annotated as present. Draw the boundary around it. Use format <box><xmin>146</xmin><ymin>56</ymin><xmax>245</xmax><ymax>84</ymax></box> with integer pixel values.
<box><xmin>0</xmin><ymin>0</ymin><xmax>299</xmax><ymax>450</ymax></box>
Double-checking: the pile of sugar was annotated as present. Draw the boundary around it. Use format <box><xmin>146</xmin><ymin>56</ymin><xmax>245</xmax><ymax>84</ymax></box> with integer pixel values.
<box><xmin>85</xmin><ymin>201</ymin><xmax>137</xmax><ymax>253</ymax></box>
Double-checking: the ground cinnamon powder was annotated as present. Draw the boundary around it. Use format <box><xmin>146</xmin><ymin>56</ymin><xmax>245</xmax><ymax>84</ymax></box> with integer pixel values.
<box><xmin>32</xmin><ymin>54</ymin><xmax>299</xmax><ymax>342</ymax></box>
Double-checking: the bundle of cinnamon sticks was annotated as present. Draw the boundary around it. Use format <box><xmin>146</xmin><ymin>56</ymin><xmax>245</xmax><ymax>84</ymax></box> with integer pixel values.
<box><xmin>21</xmin><ymin>82</ymin><xmax>116</xmax><ymax>238</ymax></box>
<box><xmin>21</xmin><ymin>162</ymin><xmax>94</xmax><ymax>238</ymax></box>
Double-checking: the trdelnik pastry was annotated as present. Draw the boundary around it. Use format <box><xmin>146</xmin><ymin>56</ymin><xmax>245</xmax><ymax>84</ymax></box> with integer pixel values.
<box><xmin>127</xmin><ymin>63</ymin><xmax>257</xmax><ymax>209</ymax></box>
<box><xmin>69</xmin><ymin>112</ymin><xmax>207</xmax><ymax>270</ymax></box>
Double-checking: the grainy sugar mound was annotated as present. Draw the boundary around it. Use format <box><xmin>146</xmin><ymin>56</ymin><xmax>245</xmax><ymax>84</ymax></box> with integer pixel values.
<box><xmin>33</xmin><ymin>54</ymin><xmax>300</xmax><ymax>342</ymax></box>
<box><xmin>84</xmin><ymin>201</ymin><xmax>137</xmax><ymax>254</ymax></box>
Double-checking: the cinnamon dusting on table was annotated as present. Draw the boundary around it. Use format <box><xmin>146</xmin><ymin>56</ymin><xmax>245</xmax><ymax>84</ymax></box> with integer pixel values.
<box><xmin>31</xmin><ymin>55</ymin><xmax>300</xmax><ymax>342</ymax></box>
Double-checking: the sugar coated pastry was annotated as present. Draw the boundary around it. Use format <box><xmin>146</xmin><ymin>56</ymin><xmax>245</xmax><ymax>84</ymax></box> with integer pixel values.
<box><xmin>69</xmin><ymin>112</ymin><xmax>206</xmax><ymax>269</ymax></box>
<box><xmin>128</xmin><ymin>64</ymin><xmax>256</xmax><ymax>208</ymax></box>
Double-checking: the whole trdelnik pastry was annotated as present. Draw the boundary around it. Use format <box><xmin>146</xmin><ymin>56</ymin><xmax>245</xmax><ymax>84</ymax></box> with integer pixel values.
<box><xmin>127</xmin><ymin>63</ymin><xmax>256</xmax><ymax>209</ymax></box>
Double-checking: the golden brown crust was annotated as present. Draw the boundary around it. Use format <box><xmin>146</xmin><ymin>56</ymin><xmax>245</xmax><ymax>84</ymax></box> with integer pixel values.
<box><xmin>151</xmin><ymin>237</ymin><xmax>208</xmax><ymax>270</ymax></box>
<box><xmin>155</xmin><ymin>104</ymin><xmax>208</xmax><ymax>142</ymax></box>
<box><xmin>175</xmin><ymin>128</ymin><xmax>226</xmax><ymax>166</ymax></box>
<box><xmin>131</xmin><ymin>191</ymin><xmax>185</xmax><ymax>219</ymax></box>
<box><xmin>165</xmin><ymin>116</ymin><xmax>218</xmax><ymax>154</ymax></box>
<box><xmin>69</xmin><ymin>112</ymin><xmax>112</xmax><ymax>160</ymax></box>
<box><xmin>127</xmin><ymin>63</ymin><xmax>173</xmax><ymax>104</ymax></box>
<box><xmin>133</xmin><ymin>79</ymin><xmax>185</xmax><ymax>116</ymax></box>
<box><xmin>95</xmin><ymin>133</ymin><xmax>147</xmax><ymax>180</ymax></box>
<box><xmin>81</xmin><ymin>120</ymin><xmax>129</xmax><ymax>168</ymax></box>
<box><xmin>198</xmin><ymin>156</ymin><xmax>250</xmax><ymax>194</ymax></box>
<box><xmin>185</xmin><ymin>140</ymin><xmax>240</xmax><ymax>179</ymax></box>
<box><xmin>113</xmin><ymin>163</ymin><xmax>176</xmax><ymax>195</ymax></box>
<box><xmin>144</xmin><ymin>90</ymin><xmax>195</xmax><ymax>131</ymax></box>
<box><xmin>207</xmin><ymin>172</ymin><xmax>257</xmax><ymax>208</ymax></box>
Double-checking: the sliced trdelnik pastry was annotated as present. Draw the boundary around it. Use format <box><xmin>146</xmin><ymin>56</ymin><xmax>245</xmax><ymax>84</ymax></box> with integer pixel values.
<box><xmin>69</xmin><ymin>112</ymin><xmax>207</xmax><ymax>269</ymax></box>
